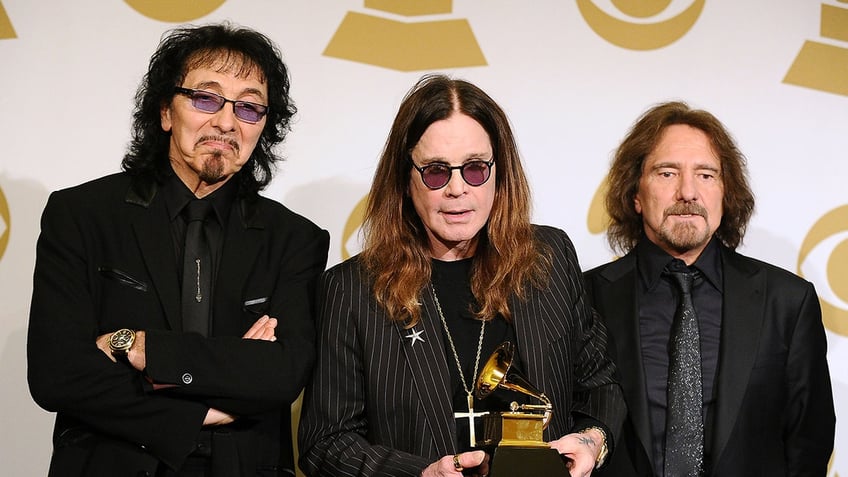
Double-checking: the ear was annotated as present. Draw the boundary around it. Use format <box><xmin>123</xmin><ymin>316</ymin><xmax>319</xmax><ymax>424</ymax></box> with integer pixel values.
<box><xmin>634</xmin><ymin>193</ymin><xmax>642</xmax><ymax>214</ymax></box>
<box><xmin>160</xmin><ymin>102</ymin><xmax>173</xmax><ymax>132</ymax></box>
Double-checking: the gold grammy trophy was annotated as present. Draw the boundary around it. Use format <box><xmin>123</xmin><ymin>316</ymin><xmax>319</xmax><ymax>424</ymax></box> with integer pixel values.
<box><xmin>475</xmin><ymin>342</ymin><xmax>570</xmax><ymax>476</ymax></box>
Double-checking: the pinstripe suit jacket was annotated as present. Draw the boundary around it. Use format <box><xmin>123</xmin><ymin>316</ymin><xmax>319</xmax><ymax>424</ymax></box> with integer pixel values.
<box><xmin>298</xmin><ymin>225</ymin><xmax>625</xmax><ymax>477</ymax></box>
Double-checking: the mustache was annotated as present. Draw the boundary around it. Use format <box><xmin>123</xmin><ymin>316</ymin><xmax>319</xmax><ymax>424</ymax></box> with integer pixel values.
<box><xmin>196</xmin><ymin>135</ymin><xmax>240</xmax><ymax>153</ymax></box>
<box><xmin>665</xmin><ymin>202</ymin><xmax>707</xmax><ymax>217</ymax></box>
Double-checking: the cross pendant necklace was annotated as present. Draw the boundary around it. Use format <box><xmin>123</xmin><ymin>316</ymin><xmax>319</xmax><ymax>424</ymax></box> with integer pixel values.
<box><xmin>453</xmin><ymin>390</ymin><xmax>488</xmax><ymax>448</ymax></box>
<box><xmin>432</xmin><ymin>284</ymin><xmax>487</xmax><ymax>448</ymax></box>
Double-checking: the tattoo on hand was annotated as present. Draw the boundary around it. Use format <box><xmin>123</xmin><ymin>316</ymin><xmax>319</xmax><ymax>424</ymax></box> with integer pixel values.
<box><xmin>577</xmin><ymin>436</ymin><xmax>596</xmax><ymax>448</ymax></box>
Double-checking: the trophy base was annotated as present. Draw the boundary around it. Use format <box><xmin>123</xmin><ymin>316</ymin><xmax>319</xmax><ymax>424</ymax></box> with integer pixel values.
<box><xmin>485</xmin><ymin>446</ymin><xmax>571</xmax><ymax>477</ymax></box>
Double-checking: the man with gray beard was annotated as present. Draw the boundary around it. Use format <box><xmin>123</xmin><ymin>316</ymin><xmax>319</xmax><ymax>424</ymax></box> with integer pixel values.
<box><xmin>584</xmin><ymin>101</ymin><xmax>834</xmax><ymax>476</ymax></box>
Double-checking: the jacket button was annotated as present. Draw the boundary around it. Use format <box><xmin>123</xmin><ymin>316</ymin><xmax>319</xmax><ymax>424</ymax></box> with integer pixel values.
<box><xmin>182</xmin><ymin>373</ymin><xmax>193</xmax><ymax>384</ymax></box>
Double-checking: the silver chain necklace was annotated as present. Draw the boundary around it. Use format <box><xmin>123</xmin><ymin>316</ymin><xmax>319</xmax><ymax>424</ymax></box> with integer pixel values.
<box><xmin>431</xmin><ymin>284</ymin><xmax>488</xmax><ymax>447</ymax></box>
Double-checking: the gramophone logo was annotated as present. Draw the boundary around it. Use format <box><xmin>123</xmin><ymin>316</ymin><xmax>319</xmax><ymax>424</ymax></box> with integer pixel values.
<box><xmin>576</xmin><ymin>0</ymin><xmax>705</xmax><ymax>50</ymax></box>
<box><xmin>123</xmin><ymin>0</ymin><xmax>225</xmax><ymax>22</ymax></box>
<box><xmin>587</xmin><ymin>177</ymin><xmax>610</xmax><ymax>236</ymax></box>
<box><xmin>342</xmin><ymin>194</ymin><xmax>368</xmax><ymax>260</ymax></box>
<box><xmin>324</xmin><ymin>0</ymin><xmax>487</xmax><ymax>71</ymax></box>
<box><xmin>798</xmin><ymin>205</ymin><xmax>848</xmax><ymax>337</ymax></box>
<box><xmin>784</xmin><ymin>1</ymin><xmax>848</xmax><ymax>97</ymax></box>
<box><xmin>0</xmin><ymin>1</ymin><xmax>16</xmax><ymax>39</ymax></box>
<box><xmin>0</xmin><ymin>185</ymin><xmax>10</xmax><ymax>262</ymax></box>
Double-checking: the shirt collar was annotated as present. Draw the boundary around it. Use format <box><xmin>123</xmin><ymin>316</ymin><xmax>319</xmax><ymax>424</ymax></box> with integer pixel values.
<box><xmin>636</xmin><ymin>235</ymin><xmax>723</xmax><ymax>292</ymax></box>
<box><xmin>163</xmin><ymin>171</ymin><xmax>238</xmax><ymax>225</ymax></box>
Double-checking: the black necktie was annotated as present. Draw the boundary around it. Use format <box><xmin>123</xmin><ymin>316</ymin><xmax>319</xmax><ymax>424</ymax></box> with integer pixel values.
<box><xmin>664</xmin><ymin>260</ymin><xmax>704</xmax><ymax>477</ymax></box>
<box><xmin>182</xmin><ymin>199</ymin><xmax>213</xmax><ymax>336</ymax></box>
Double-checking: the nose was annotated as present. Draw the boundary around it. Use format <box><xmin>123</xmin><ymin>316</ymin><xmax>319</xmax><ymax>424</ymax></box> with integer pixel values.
<box><xmin>676</xmin><ymin>173</ymin><xmax>698</xmax><ymax>202</ymax></box>
<box><xmin>443</xmin><ymin>168</ymin><xmax>467</xmax><ymax>197</ymax></box>
<box><xmin>210</xmin><ymin>103</ymin><xmax>238</xmax><ymax>132</ymax></box>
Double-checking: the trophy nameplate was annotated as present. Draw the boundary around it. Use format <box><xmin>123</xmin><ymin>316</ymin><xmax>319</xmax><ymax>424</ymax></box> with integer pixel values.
<box><xmin>481</xmin><ymin>411</ymin><xmax>548</xmax><ymax>447</ymax></box>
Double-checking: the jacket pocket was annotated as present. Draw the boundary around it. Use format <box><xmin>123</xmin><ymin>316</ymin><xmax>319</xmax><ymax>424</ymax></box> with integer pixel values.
<box><xmin>49</xmin><ymin>427</ymin><xmax>159</xmax><ymax>477</ymax></box>
<box><xmin>98</xmin><ymin>267</ymin><xmax>148</xmax><ymax>292</ymax></box>
<box><xmin>243</xmin><ymin>296</ymin><xmax>269</xmax><ymax>315</ymax></box>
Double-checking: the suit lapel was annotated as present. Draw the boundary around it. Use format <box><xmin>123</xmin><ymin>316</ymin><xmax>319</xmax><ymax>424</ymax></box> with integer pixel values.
<box><xmin>509</xmin><ymin>290</ymin><xmax>546</xmax><ymax>398</ymax></box>
<box><xmin>396</xmin><ymin>290</ymin><xmax>458</xmax><ymax>454</ymax></box>
<box><xmin>216</xmin><ymin>198</ymin><xmax>263</xmax><ymax>324</ymax></box>
<box><xmin>710</xmin><ymin>249</ymin><xmax>764</xmax><ymax>469</ymax></box>
<box><xmin>128</xmin><ymin>181</ymin><xmax>183</xmax><ymax>331</ymax></box>
<box><xmin>596</xmin><ymin>254</ymin><xmax>655</xmax><ymax>467</ymax></box>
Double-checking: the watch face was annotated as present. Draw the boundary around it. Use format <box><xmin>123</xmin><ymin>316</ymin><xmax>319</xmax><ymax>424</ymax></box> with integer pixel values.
<box><xmin>110</xmin><ymin>329</ymin><xmax>134</xmax><ymax>350</ymax></box>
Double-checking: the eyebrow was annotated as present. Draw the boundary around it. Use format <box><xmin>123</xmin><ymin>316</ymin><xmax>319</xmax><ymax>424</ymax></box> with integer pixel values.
<box><xmin>418</xmin><ymin>152</ymin><xmax>492</xmax><ymax>164</ymax></box>
<box><xmin>191</xmin><ymin>81</ymin><xmax>267</xmax><ymax>102</ymax></box>
<box><xmin>649</xmin><ymin>161</ymin><xmax>720</xmax><ymax>173</ymax></box>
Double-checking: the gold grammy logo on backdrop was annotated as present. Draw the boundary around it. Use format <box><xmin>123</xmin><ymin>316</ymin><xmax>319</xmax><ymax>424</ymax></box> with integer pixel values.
<box><xmin>124</xmin><ymin>0</ymin><xmax>225</xmax><ymax>22</ymax></box>
<box><xmin>576</xmin><ymin>0</ymin><xmax>704</xmax><ymax>50</ymax></box>
<box><xmin>342</xmin><ymin>195</ymin><xmax>369</xmax><ymax>260</ymax></box>
<box><xmin>784</xmin><ymin>1</ymin><xmax>848</xmax><ymax>97</ymax></box>
<box><xmin>0</xmin><ymin>186</ymin><xmax>10</xmax><ymax>261</ymax></box>
<box><xmin>587</xmin><ymin>177</ymin><xmax>610</xmax><ymax>235</ymax></box>
<box><xmin>324</xmin><ymin>0</ymin><xmax>487</xmax><ymax>71</ymax></box>
<box><xmin>0</xmin><ymin>1</ymin><xmax>17</xmax><ymax>39</ymax></box>
<box><xmin>798</xmin><ymin>205</ymin><xmax>848</xmax><ymax>337</ymax></box>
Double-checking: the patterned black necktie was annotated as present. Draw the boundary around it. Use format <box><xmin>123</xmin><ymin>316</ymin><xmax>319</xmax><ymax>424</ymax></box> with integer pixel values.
<box><xmin>664</xmin><ymin>260</ymin><xmax>704</xmax><ymax>477</ymax></box>
<box><xmin>181</xmin><ymin>199</ymin><xmax>213</xmax><ymax>336</ymax></box>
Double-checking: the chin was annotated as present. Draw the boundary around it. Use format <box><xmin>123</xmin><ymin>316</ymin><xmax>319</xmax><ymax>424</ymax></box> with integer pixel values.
<box><xmin>198</xmin><ymin>156</ymin><xmax>229</xmax><ymax>183</ymax></box>
<box><xmin>667</xmin><ymin>234</ymin><xmax>710</xmax><ymax>253</ymax></box>
<box><xmin>661</xmin><ymin>223</ymin><xmax>711</xmax><ymax>252</ymax></box>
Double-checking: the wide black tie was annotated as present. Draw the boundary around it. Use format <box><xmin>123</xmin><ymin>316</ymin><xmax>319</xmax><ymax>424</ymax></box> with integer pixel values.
<box><xmin>664</xmin><ymin>260</ymin><xmax>704</xmax><ymax>477</ymax></box>
<box><xmin>182</xmin><ymin>199</ymin><xmax>213</xmax><ymax>337</ymax></box>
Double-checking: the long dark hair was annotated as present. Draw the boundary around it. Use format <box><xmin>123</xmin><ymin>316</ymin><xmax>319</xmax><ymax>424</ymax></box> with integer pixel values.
<box><xmin>606</xmin><ymin>101</ymin><xmax>755</xmax><ymax>253</ymax></box>
<box><xmin>361</xmin><ymin>74</ymin><xmax>550</xmax><ymax>326</ymax></box>
<box><xmin>121</xmin><ymin>22</ymin><xmax>296</xmax><ymax>196</ymax></box>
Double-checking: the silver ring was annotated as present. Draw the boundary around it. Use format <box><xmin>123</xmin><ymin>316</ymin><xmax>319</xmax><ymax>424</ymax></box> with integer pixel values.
<box><xmin>453</xmin><ymin>454</ymin><xmax>463</xmax><ymax>471</ymax></box>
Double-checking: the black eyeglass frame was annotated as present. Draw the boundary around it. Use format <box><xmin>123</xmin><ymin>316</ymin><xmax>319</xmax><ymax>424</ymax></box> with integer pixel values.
<box><xmin>174</xmin><ymin>87</ymin><xmax>269</xmax><ymax>123</ymax></box>
<box><xmin>409</xmin><ymin>158</ymin><xmax>496</xmax><ymax>190</ymax></box>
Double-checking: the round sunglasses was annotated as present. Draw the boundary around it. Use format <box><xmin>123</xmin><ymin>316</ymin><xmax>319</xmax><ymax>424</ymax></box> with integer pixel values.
<box><xmin>174</xmin><ymin>87</ymin><xmax>268</xmax><ymax>123</ymax></box>
<box><xmin>410</xmin><ymin>158</ymin><xmax>495</xmax><ymax>190</ymax></box>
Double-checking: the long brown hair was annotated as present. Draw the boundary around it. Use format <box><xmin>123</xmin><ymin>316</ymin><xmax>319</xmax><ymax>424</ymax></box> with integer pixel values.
<box><xmin>361</xmin><ymin>74</ymin><xmax>550</xmax><ymax>327</ymax></box>
<box><xmin>606</xmin><ymin>101</ymin><xmax>755</xmax><ymax>254</ymax></box>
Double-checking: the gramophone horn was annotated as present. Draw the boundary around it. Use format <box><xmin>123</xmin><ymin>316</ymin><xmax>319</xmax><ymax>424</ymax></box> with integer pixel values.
<box><xmin>476</xmin><ymin>341</ymin><xmax>553</xmax><ymax>427</ymax></box>
<box><xmin>476</xmin><ymin>341</ymin><xmax>514</xmax><ymax>399</ymax></box>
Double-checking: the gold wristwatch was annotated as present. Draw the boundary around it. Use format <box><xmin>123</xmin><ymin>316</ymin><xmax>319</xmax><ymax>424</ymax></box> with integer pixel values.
<box><xmin>580</xmin><ymin>426</ymin><xmax>609</xmax><ymax>468</ymax></box>
<box><xmin>109</xmin><ymin>328</ymin><xmax>136</xmax><ymax>357</ymax></box>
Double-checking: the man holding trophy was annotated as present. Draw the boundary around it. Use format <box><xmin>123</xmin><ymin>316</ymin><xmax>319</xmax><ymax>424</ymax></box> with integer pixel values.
<box><xmin>298</xmin><ymin>74</ymin><xmax>626</xmax><ymax>477</ymax></box>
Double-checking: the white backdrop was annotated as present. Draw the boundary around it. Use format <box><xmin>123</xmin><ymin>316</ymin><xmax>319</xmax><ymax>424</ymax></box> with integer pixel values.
<box><xmin>1</xmin><ymin>1</ymin><xmax>846</xmax><ymax>475</ymax></box>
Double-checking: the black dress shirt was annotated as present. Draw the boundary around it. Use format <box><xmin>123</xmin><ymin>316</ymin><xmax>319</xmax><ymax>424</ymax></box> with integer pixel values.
<box><xmin>163</xmin><ymin>174</ymin><xmax>236</xmax><ymax>275</ymax></box>
<box><xmin>431</xmin><ymin>258</ymin><xmax>527</xmax><ymax>452</ymax></box>
<box><xmin>163</xmin><ymin>173</ymin><xmax>237</xmax><ymax>328</ymax></box>
<box><xmin>636</xmin><ymin>237</ymin><xmax>723</xmax><ymax>475</ymax></box>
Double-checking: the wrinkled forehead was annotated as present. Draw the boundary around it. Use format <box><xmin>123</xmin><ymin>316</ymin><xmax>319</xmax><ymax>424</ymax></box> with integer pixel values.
<box><xmin>183</xmin><ymin>48</ymin><xmax>267</xmax><ymax>84</ymax></box>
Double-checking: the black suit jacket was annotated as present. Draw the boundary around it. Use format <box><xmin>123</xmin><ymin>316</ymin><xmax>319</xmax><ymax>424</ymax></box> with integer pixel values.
<box><xmin>28</xmin><ymin>172</ymin><xmax>329</xmax><ymax>476</ymax></box>
<box><xmin>584</xmin><ymin>243</ymin><xmax>835</xmax><ymax>477</ymax></box>
<box><xmin>298</xmin><ymin>225</ymin><xmax>625</xmax><ymax>477</ymax></box>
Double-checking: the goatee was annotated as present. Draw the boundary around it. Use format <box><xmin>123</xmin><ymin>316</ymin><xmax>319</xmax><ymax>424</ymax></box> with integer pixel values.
<box><xmin>658</xmin><ymin>202</ymin><xmax>712</xmax><ymax>253</ymax></box>
<box><xmin>198</xmin><ymin>152</ymin><xmax>227</xmax><ymax>185</ymax></box>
